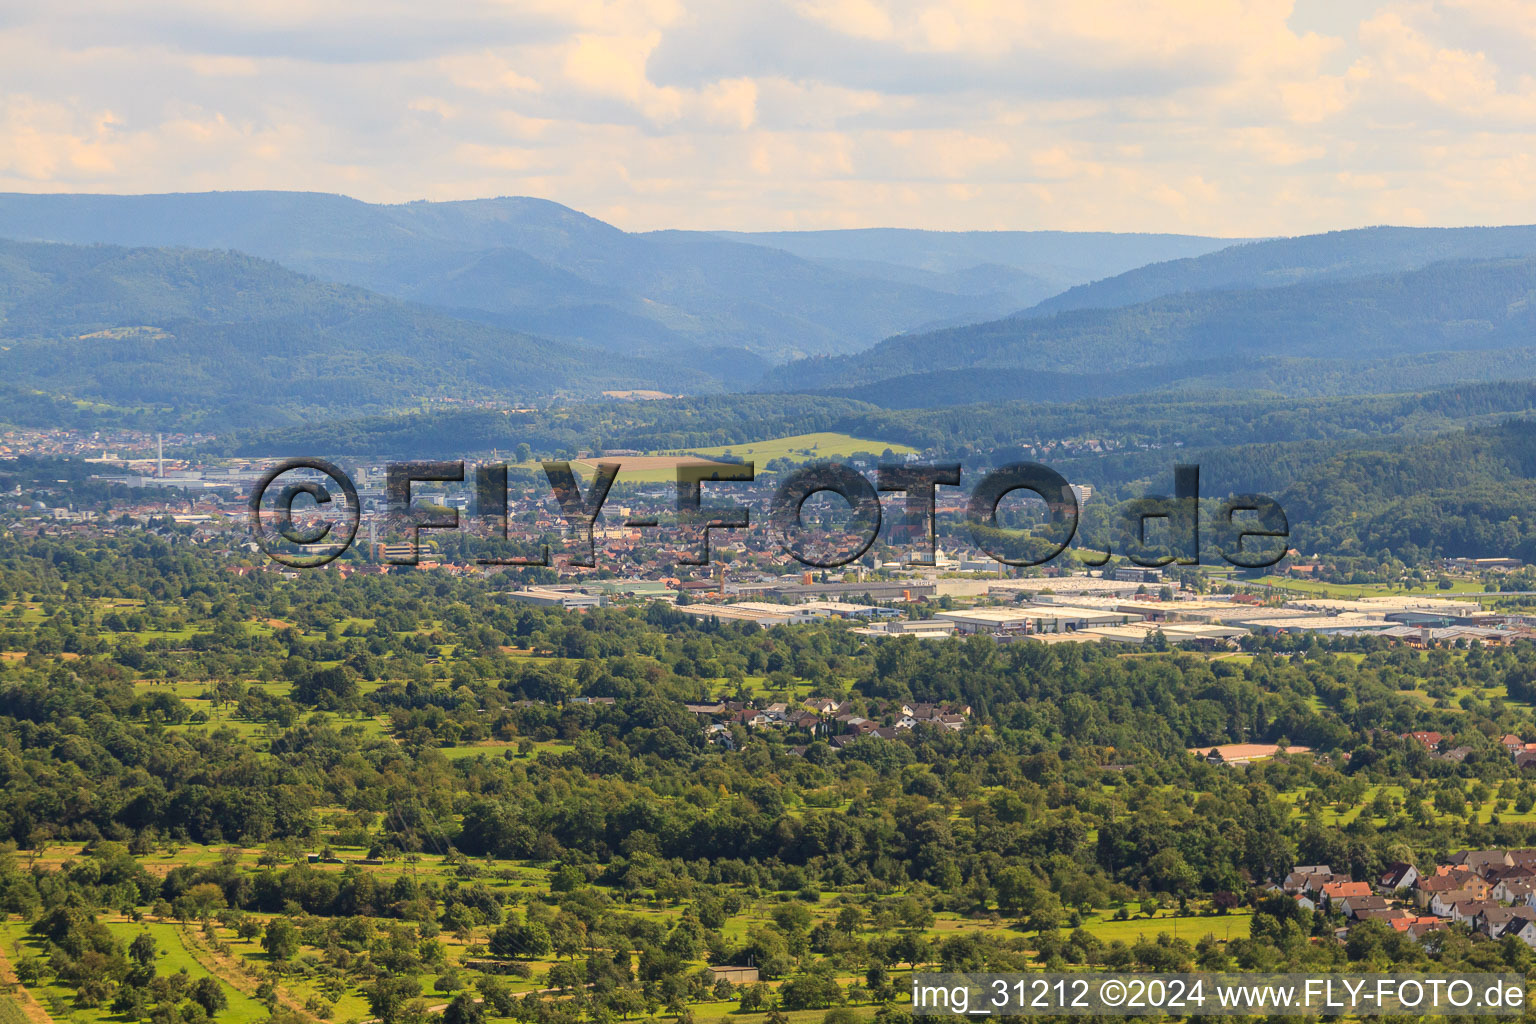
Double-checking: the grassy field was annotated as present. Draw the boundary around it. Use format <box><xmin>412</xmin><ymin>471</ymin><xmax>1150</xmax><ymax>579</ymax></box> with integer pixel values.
<box><xmin>558</xmin><ymin>433</ymin><xmax>920</xmax><ymax>483</ymax></box>
<box><xmin>1250</xmin><ymin>576</ymin><xmax>1487</xmax><ymax>598</ymax></box>
<box><xmin>0</xmin><ymin>919</ymin><xmax>269</xmax><ymax>1024</ymax></box>
<box><xmin>438</xmin><ymin>738</ymin><xmax>573</xmax><ymax>761</ymax></box>
<box><xmin>1076</xmin><ymin>909</ymin><xmax>1252</xmax><ymax>944</ymax></box>
<box><xmin>203</xmin><ymin>920</ymin><xmax>375</xmax><ymax>1022</ymax></box>
<box><xmin>0</xmin><ymin>834</ymin><xmax>1255</xmax><ymax>1024</ymax></box>
<box><xmin>1275</xmin><ymin>779</ymin><xmax>1536</xmax><ymax>827</ymax></box>
<box><xmin>0</xmin><ymin>996</ymin><xmax>31</xmax><ymax>1024</ymax></box>
<box><xmin>119</xmin><ymin>921</ymin><xmax>269</xmax><ymax>1024</ymax></box>
<box><xmin>677</xmin><ymin>432</ymin><xmax>917</xmax><ymax>463</ymax></box>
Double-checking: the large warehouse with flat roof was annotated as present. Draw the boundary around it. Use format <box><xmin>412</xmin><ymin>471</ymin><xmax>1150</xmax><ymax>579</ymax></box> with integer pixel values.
<box><xmin>936</xmin><ymin>604</ymin><xmax>1141</xmax><ymax>634</ymax></box>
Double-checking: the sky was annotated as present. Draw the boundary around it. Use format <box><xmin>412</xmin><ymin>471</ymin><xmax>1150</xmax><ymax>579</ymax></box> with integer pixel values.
<box><xmin>2</xmin><ymin>0</ymin><xmax>1536</xmax><ymax>234</ymax></box>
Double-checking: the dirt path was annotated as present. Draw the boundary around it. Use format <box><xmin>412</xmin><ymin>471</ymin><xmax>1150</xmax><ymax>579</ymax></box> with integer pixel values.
<box><xmin>0</xmin><ymin>934</ymin><xmax>54</xmax><ymax>1024</ymax></box>
<box><xmin>172</xmin><ymin>922</ymin><xmax>316</xmax><ymax>1023</ymax></box>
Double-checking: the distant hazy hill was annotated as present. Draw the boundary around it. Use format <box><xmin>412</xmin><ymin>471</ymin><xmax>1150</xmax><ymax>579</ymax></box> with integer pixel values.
<box><xmin>0</xmin><ymin>238</ymin><xmax>718</xmax><ymax>427</ymax></box>
<box><xmin>0</xmin><ymin>191</ymin><xmax>1233</xmax><ymax>367</ymax></box>
<box><xmin>1024</xmin><ymin>224</ymin><xmax>1536</xmax><ymax>317</ymax></box>
<box><xmin>717</xmin><ymin>227</ymin><xmax>1238</xmax><ymax>284</ymax></box>
<box><xmin>765</xmin><ymin>256</ymin><xmax>1536</xmax><ymax>405</ymax></box>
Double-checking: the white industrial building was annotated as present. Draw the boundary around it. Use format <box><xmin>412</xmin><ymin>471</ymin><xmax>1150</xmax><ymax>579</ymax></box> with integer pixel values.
<box><xmin>506</xmin><ymin>588</ymin><xmax>605</xmax><ymax>610</ymax></box>
<box><xmin>793</xmin><ymin>600</ymin><xmax>902</xmax><ymax>620</ymax></box>
<box><xmin>1233</xmin><ymin>613</ymin><xmax>1397</xmax><ymax>635</ymax></box>
<box><xmin>936</xmin><ymin>604</ymin><xmax>1141</xmax><ymax>635</ymax></box>
<box><xmin>673</xmin><ymin>603</ymin><xmax>813</xmax><ymax>628</ymax></box>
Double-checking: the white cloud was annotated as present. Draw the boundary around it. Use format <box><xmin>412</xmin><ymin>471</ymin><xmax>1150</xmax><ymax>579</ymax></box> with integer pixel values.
<box><xmin>0</xmin><ymin>97</ymin><xmax>124</xmax><ymax>181</ymax></box>
<box><xmin>0</xmin><ymin>0</ymin><xmax>1535</xmax><ymax>233</ymax></box>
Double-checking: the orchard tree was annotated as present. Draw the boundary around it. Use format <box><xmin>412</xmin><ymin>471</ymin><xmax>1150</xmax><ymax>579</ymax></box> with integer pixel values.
<box><xmin>263</xmin><ymin>919</ymin><xmax>301</xmax><ymax>962</ymax></box>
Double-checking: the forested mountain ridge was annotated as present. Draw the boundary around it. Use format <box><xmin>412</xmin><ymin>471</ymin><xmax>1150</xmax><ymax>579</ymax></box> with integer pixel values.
<box><xmin>0</xmin><ymin>238</ymin><xmax>721</xmax><ymax>427</ymax></box>
<box><xmin>803</xmin><ymin>347</ymin><xmax>1536</xmax><ymax>409</ymax></box>
<box><xmin>1273</xmin><ymin>418</ymin><xmax>1536</xmax><ymax>562</ymax></box>
<box><xmin>1043</xmin><ymin>414</ymin><xmax>1536</xmax><ymax>564</ymax></box>
<box><xmin>0</xmin><ymin>191</ymin><xmax>1234</xmax><ymax>365</ymax></box>
<box><xmin>765</xmin><ymin>256</ymin><xmax>1536</xmax><ymax>402</ymax></box>
<box><xmin>206</xmin><ymin>378</ymin><xmax>1536</xmax><ymax>463</ymax></box>
<box><xmin>1025</xmin><ymin>223</ymin><xmax>1536</xmax><ymax>317</ymax></box>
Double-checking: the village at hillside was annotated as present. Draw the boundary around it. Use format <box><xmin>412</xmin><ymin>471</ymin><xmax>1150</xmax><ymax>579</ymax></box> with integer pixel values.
<box><xmin>1280</xmin><ymin>849</ymin><xmax>1536</xmax><ymax>946</ymax></box>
